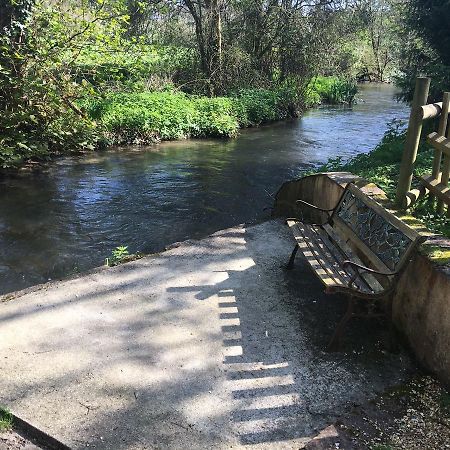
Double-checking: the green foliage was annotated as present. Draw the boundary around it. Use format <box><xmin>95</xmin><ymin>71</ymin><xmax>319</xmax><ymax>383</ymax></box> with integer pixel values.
<box><xmin>0</xmin><ymin>0</ymin><xmax>129</xmax><ymax>168</ymax></box>
<box><xmin>412</xmin><ymin>199</ymin><xmax>450</xmax><ymax>237</ymax></box>
<box><xmin>315</xmin><ymin>119</ymin><xmax>450</xmax><ymax>237</ymax></box>
<box><xmin>409</xmin><ymin>0</ymin><xmax>450</xmax><ymax>64</ymax></box>
<box><xmin>233</xmin><ymin>89</ymin><xmax>290</xmax><ymax>125</ymax></box>
<box><xmin>73</xmin><ymin>45</ymin><xmax>194</xmax><ymax>92</ymax></box>
<box><xmin>0</xmin><ymin>0</ymin><xmax>362</xmax><ymax>170</ymax></box>
<box><xmin>105</xmin><ymin>245</ymin><xmax>130</xmax><ymax>266</ymax></box>
<box><xmin>194</xmin><ymin>96</ymin><xmax>240</xmax><ymax>137</ymax></box>
<box><xmin>84</xmin><ymin>91</ymin><xmax>236</xmax><ymax>142</ymax></box>
<box><xmin>299</xmin><ymin>1</ymin><xmax>404</xmax><ymax>83</ymax></box>
<box><xmin>0</xmin><ymin>407</ymin><xmax>13</xmax><ymax>431</ymax></box>
<box><xmin>306</xmin><ymin>76</ymin><xmax>357</xmax><ymax>106</ymax></box>
<box><xmin>83</xmin><ymin>87</ymin><xmax>300</xmax><ymax>144</ymax></box>
<box><xmin>83</xmin><ymin>76</ymin><xmax>355</xmax><ymax>145</ymax></box>
<box><xmin>395</xmin><ymin>0</ymin><xmax>450</xmax><ymax>102</ymax></box>
<box><xmin>396</xmin><ymin>59</ymin><xmax>450</xmax><ymax>104</ymax></box>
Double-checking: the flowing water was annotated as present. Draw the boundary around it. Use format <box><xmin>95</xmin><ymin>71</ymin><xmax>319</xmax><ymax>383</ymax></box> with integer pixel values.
<box><xmin>0</xmin><ymin>83</ymin><xmax>409</xmax><ymax>295</ymax></box>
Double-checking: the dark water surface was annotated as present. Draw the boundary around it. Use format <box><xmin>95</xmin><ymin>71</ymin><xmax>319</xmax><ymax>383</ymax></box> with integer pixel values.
<box><xmin>0</xmin><ymin>83</ymin><xmax>409</xmax><ymax>294</ymax></box>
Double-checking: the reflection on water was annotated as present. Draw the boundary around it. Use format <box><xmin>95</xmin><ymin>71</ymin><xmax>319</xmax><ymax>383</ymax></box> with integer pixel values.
<box><xmin>0</xmin><ymin>83</ymin><xmax>409</xmax><ymax>294</ymax></box>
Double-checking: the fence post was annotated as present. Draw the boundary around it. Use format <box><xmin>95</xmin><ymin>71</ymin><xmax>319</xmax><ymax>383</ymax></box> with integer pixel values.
<box><xmin>429</xmin><ymin>92</ymin><xmax>450</xmax><ymax>204</ymax></box>
<box><xmin>395</xmin><ymin>77</ymin><xmax>431</xmax><ymax>208</ymax></box>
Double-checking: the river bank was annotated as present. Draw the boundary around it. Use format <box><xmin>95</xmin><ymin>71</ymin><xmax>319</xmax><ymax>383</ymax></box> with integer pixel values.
<box><xmin>80</xmin><ymin>78</ymin><xmax>358</xmax><ymax>146</ymax></box>
<box><xmin>316</xmin><ymin>117</ymin><xmax>450</xmax><ymax>238</ymax></box>
<box><xmin>1</xmin><ymin>77</ymin><xmax>356</xmax><ymax>171</ymax></box>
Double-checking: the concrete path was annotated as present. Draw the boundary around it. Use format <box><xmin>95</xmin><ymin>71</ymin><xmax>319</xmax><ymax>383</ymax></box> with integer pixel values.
<box><xmin>0</xmin><ymin>220</ymin><xmax>416</xmax><ymax>449</ymax></box>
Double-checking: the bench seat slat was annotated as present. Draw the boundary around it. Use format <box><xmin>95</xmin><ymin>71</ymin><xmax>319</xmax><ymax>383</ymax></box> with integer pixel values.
<box><xmin>287</xmin><ymin>219</ymin><xmax>381</xmax><ymax>294</ymax></box>
<box><xmin>303</xmin><ymin>224</ymin><xmax>376</xmax><ymax>293</ymax></box>
<box><xmin>312</xmin><ymin>225</ymin><xmax>378</xmax><ymax>293</ymax></box>
<box><xmin>304</xmin><ymin>225</ymin><xmax>368</xmax><ymax>290</ymax></box>
<box><xmin>289</xmin><ymin>222</ymin><xmax>343</xmax><ymax>286</ymax></box>
<box><xmin>295</xmin><ymin>222</ymin><xmax>350</xmax><ymax>287</ymax></box>
<box><xmin>289</xmin><ymin>220</ymin><xmax>365</xmax><ymax>290</ymax></box>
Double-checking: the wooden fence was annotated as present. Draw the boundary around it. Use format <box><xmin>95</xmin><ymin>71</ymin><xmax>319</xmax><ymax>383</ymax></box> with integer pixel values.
<box><xmin>395</xmin><ymin>77</ymin><xmax>450</xmax><ymax>215</ymax></box>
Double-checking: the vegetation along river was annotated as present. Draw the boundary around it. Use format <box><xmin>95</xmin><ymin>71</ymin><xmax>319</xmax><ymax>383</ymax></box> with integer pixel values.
<box><xmin>0</xmin><ymin>84</ymin><xmax>409</xmax><ymax>295</ymax></box>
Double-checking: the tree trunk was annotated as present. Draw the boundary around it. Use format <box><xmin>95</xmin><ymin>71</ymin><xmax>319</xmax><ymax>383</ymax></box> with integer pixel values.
<box><xmin>204</xmin><ymin>0</ymin><xmax>223</xmax><ymax>94</ymax></box>
<box><xmin>185</xmin><ymin>0</ymin><xmax>223</xmax><ymax>95</ymax></box>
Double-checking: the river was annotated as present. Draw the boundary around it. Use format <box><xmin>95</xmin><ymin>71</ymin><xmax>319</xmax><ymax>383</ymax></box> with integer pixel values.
<box><xmin>0</xmin><ymin>83</ymin><xmax>409</xmax><ymax>295</ymax></box>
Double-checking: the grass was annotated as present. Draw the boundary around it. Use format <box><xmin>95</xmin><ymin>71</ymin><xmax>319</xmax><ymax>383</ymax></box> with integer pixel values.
<box><xmin>0</xmin><ymin>407</ymin><xmax>13</xmax><ymax>431</ymax></box>
<box><xmin>315</xmin><ymin>119</ymin><xmax>450</xmax><ymax>238</ymax></box>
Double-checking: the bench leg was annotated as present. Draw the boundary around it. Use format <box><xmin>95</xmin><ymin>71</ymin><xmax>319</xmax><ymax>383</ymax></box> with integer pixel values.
<box><xmin>327</xmin><ymin>297</ymin><xmax>355</xmax><ymax>352</ymax></box>
<box><xmin>286</xmin><ymin>244</ymin><xmax>299</xmax><ymax>270</ymax></box>
<box><xmin>384</xmin><ymin>295</ymin><xmax>399</xmax><ymax>353</ymax></box>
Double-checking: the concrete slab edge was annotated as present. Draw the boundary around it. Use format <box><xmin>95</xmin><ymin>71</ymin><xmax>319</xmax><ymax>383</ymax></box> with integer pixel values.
<box><xmin>0</xmin><ymin>220</ymin><xmax>263</xmax><ymax>303</ymax></box>
<box><xmin>11</xmin><ymin>412</ymin><xmax>71</xmax><ymax>450</ymax></box>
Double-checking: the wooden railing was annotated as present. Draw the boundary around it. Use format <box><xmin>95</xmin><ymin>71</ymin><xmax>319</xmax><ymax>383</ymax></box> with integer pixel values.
<box><xmin>420</xmin><ymin>92</ymin><xmax>450</xmax><ymax>214</ymax></box>
<box><xmin>395</xmin><ymin>77</ymin><xmax>450</xmax><ymax>215</ymax></box>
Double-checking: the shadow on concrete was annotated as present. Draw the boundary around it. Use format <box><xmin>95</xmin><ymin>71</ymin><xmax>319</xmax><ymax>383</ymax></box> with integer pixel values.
<box><xmin>0</xmin><ymin>221</ymin><xmax>416</xmax><ymax>449</ymax></box>
<box><xmin>165</xmin><ymin>224</ymin><xmax>416</xmax><ymax>447</ymax></box>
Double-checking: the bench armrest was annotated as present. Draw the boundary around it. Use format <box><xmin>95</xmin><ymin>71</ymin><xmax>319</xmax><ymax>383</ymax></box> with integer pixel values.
<box><xmin>295</xmin><ymin>200</ymin><xmax>336</xmax><ymax>225</ymax></box>
<box><xmin>342</xmin><ymin>260</ymin><xmax>397</xmax><ymax>277</ymax></box>
<box><xmin>296</xmin><ymin>199</ymin><xmax>335</xmax><ymax>215</ymax></box>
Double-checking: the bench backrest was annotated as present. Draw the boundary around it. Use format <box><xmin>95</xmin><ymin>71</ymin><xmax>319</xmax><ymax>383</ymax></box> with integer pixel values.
<box><xmin>330</xmin><ymin>184</ymin><xmax>424</xmax><ymax>273</ymax></box>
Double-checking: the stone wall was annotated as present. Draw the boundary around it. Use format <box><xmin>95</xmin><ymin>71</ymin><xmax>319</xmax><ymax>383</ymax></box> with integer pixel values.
<box><xmin>273</xmin><ymin>172</ymin><xmax>450</xmax><ymax>387</ymax></box>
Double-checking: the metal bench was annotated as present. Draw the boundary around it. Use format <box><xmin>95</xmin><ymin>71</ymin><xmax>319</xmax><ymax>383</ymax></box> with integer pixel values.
<box><xmin>286</xmin><ymin>183</ymin><xmax>425</xmax><ymax>350</ymax></box>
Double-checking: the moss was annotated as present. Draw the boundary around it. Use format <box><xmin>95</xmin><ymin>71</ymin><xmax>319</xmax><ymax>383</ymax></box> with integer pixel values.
<box><xmin>390</xmin><ymin>212</ymin><xmax>433</xmax><ymax>235</ymax></box>
<box><xmin>421</xmin><ymin>246</ymin><xmax>450</xmax><ymax>265</ymax></box>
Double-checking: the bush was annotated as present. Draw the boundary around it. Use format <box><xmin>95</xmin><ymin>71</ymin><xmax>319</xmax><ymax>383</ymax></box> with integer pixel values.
<box><xmin>0</xmin><ymin>62</ymin><xmax>102</xmax><ymax>168</ymax></box>
<box><xmin>233</xmin><ymin>89</ymin><xmax>285</xmax><ymax>125</ymax></box>
<box><xmin>0</xmin><ymin>0</ymin><xmax>123</xmax><ymax>168</ymax></box>
<box><xmin>83</xmin><ymin>91</ymin><xmax>238</xmax><ymax>143</ymax></box>
<box><xmin>83</xmin><ymin>87</ymin><xmax>300</xmax><ymax>144</ymax></box>
<box><xmin>306</xmin><ymin>76</ymin><xmax>358</xmax><ymax>106</ymax></box>
<box><xmin>193</xmin><ymin>97</ymin><xmax>239</xmax><ymax>137</ymax></box>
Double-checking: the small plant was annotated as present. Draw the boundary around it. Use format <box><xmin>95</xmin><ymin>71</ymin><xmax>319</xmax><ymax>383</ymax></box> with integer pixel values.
<box><xmin>0</xmin><ymin>407</ymin><xmax>13</xmax><ymax>431</ymax></box>
<box><xmin>105</xmin><ymin>246</ymin><xmax>130</xmax><ymax>267</ymax></box>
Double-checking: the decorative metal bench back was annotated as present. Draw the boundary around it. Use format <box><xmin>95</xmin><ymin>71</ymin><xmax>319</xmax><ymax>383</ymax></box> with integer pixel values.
<box><xmin>332</xmin><ymin>185</ymin><xmax>413</xmax><ymax>271</ymax></box>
